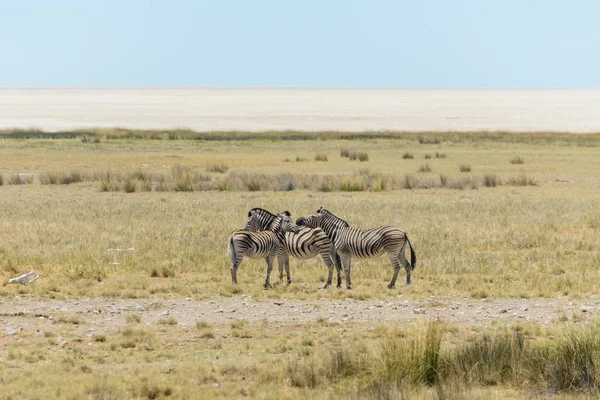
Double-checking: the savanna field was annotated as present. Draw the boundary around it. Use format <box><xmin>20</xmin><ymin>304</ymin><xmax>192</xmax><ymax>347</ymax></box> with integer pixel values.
<box><xmin>1</xmin><ymin>129</ymin><xmax>600</xmax><ymax>399</ymax></box>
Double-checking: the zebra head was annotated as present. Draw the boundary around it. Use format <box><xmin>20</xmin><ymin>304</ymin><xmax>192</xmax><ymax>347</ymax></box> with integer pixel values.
<box><xmin>273</xmin><ymin>212</ymin><xmax>299</xmax><ymax>234</ymax></box>
<box><xmin>244</xmin><ymin>208</ymin><xmax>293</xmax><ymax>232</ymax></box>
<box><xmin>243</xmin><ymin>211</ymin><xmax>262</xmax><ymax>231</ymax></box>
<box><xmin>296</xmin><ymin>207</ymin><xmax>326</xmax><ymax>228</ymax></box>
<box><xmin>296</xmin><ymin>207</ymin><xmax>349</xmax><ymax>229</ymax></box>
<box><xmin>244</xmin><ymin>208</ymin><xmax>273</xmax><ymax>231</ymax></box>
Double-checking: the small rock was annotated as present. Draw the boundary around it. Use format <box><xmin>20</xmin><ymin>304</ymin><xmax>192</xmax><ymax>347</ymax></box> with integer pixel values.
<box><xmin>413</xmin><ymin>308</ymin><xmax>426</xmax><ymax>315</ymax></box>
<box><xmin>581</xmin><ymin>306</ymin><xmax>592</xmax><ymax>313</ymax></box>
<box><xmin>5</xmin><ymin>328</ymin><xmax>18</xmax><ymax>336</ymax></box>
<box><xmin>520</xmin><ymin>305</ymin><xmax>529</xmax><ymax>312</ymax></box>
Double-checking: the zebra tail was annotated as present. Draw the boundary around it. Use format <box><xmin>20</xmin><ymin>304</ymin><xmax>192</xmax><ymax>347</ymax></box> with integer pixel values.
<box><xmin>227</xmin><ymin>234</ymin><xmax>236</xmax><ymax>262</ymax></box>
<box><xmin>406</xmin><ymin>235</ymin><xmax>416</xmax><ymax>270</ymax></box>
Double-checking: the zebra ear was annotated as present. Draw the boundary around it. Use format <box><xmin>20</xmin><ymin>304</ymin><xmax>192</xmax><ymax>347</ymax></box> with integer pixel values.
<box><xmin>248</xmin><ymin>210</ymin><xmax>253</xmax><ymax>217</ymax></box>
<box><xmin>282</xmin><ymin>211</ymin><xmax>291</xmax><ymax>217</ymax></box>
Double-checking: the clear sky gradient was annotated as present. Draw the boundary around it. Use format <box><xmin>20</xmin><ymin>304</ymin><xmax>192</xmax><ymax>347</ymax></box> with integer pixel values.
<box><xmin>1</xmin><ymin>0</ymin><xmax>599</xmax><ymax>87</ymax></box>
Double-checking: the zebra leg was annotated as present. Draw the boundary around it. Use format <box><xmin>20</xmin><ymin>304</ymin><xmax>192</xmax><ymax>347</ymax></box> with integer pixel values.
<box><xmin>398</xmin><ymin>244</ymin><xmax>411</xmax><ymax>285</ymax></box>
<box><xmin>230</xmin><ymin>255</ymin><xmax>243</xmax><ymax>285</ymax></box>
<box><xmin>321</xmin><ymin>248</ymin><xmax>336</xmax><ymax>289</ymax></box>
<box><xmin>277</xmin><ymin>254</ymin><xmax>285</xmax><ymax>283</ymax></box>
<box><xmin>340</xmin><ymin>253</ymin><xmax>352</xmax><ymax>290</ymax></box>
<box><xmin>264</xmin><ymin>255</ymin><xmax>275</xmax><ymax>289</ymax></box>
<box><xmin>334</xmin><ymin>251</ymin><xmax>343</xmax><ymax>288</ymax></box>
<box><xmin>387</xmin><ymin>253</ymin><xmax>402</xmax><ymax>289</ymax></box>
<box><xmin>284</xmin><ymin>255</ymin><xmax>292</xmax><ymax>285</ymax></box>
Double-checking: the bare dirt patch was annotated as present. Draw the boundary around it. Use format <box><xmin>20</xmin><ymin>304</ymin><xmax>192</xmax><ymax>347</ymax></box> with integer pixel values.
<box><xmin>2</xmin><ymin>296</ymin><xmax>597</xmax><ymax>338</ymax></box>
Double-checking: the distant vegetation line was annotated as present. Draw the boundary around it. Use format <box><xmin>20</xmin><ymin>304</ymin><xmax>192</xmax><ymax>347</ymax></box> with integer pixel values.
<box><xmin>1</xmin><ymin>128</ymin><xmax>600</xmax><ymax>145</ymax></box>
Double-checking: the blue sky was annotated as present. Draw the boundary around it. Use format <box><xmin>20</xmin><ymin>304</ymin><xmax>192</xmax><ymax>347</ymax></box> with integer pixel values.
<box><xmin>1</xmin><ymin>0</ymin><xmax>599</xmax><ymax>87</ymax></box>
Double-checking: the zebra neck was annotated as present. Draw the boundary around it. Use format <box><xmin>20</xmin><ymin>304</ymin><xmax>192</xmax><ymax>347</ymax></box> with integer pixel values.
<box><xmin>320</xmin><ymin>216</ymin><xmax>348</xmax><ymax>242</ymax></box>
<box><xmin>274</xmin><ymin>229</ymin><xmax>287</xmax><ymax>243</ymax></box>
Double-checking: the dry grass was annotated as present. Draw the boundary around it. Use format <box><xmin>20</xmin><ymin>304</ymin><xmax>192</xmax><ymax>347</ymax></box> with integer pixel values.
<box><xmin>0</xmin><ymin>130</ymin><xmax>599</xmax><ymax>398</ymax></box>
<box><xmin>4</xmin><ymin>128</ymin><xmax>600</xmax><ymax>145</ymax></box>
<box><xmin>0</xmin><ymin>134</ymin><xmax>598</xmax><ymax>301</ymax></box>
<box><xmin>4</xmin><ymin>310</ymin><xmax>600</xmax><ymax>399</ymax></box>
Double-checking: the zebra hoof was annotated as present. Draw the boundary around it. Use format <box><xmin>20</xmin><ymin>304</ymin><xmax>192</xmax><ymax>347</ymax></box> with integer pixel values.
<box><xmin>323</xmin><ymin>283</ymin><xmax>330</xmax><ymax>289</ymax></box>
<box><xmin>336</xmin><ymin>284</ymin><xmax>342</xmax><ymax>289</ymax></box>
<box><xmin>387</xmin><ymin>284</ymin><xmax>395</xmax><ymax>289</ymax></box>
<box><xmin>286</xmin><ymin>280</ymin><xmax>292</xmax><ymax>286</ymax></box>
<box><xmin>346</xmin><ymin>286</ymin><xmax>353</xmax><ymax>290</ymax></box>
<box><xmin>263</xmin><ymin>283</ymin><xmax>272</xmax><ymax>290</ymax></box>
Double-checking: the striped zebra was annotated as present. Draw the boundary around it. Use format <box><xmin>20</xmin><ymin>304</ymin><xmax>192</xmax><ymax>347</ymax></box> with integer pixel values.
<box><xmin>296</xmin><ymin>207</ymin><xmax>416</xmax><ymax>289</ymax></box>
<box><xmin>244</xmin><ymin>208</ymin><xmax>342</xmax><ymax>288</ymax></box>
<box><xmin>228</xmin><ymin>211</ymin><xmax>299</xmax><ymax>288</ymax></box>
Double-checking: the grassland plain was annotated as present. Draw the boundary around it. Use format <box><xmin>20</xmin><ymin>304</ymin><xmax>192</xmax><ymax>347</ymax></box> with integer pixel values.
<box><xmin>1</xmin><ymin>130</ymin><xmax>600</xmax><ymax>399</ymax></box>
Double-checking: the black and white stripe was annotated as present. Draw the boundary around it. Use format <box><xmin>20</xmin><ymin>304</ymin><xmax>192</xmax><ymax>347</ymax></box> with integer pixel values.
<box><xmin>296</xmin><ymin>207</ymin><xmax>416</xmax><ymax>289</ymax></box>
<box><xmin>228</xmin><ymin>211</ymin><xmax>299</xmax><ymax>288</ymax></box>
<box><xmin>245</xmin><ymin>208</ymin><xmax>342</xmax><ymax>288</ymax></box>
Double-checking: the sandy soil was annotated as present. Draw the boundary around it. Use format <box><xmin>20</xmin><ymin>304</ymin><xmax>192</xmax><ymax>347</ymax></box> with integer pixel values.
<box><xmin>2</xmin><ymin>297</ymin><xmax>598</xmax><ymax>338</ymax></box>
<box><xmin>2</xmin><ymin>88</ymin><xmax>600</xmax><ymax>132</ymax></box>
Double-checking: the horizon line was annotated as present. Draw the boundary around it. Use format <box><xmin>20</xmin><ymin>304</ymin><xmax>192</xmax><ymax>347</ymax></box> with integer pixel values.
<box><xmin>1</xmin><ymin>86</ymin><xmax>600</xmax><ymax>90</ymax></box>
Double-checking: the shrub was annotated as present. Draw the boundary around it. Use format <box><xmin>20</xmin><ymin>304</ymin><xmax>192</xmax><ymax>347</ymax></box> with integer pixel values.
<box><xmin>158</xmin><ymin>317</ymin><xmax>178</xmax><ymax>325</ymax></box>
<box><xmin>340</xmin><ymin>179</ymin><xmax>365</xmax><ymax>192</ymax></box>
<box><xmin>403</xmin><ymin>174</ymin><xmax>417</xmax><ymax>189</ymax></box>
<box><xmin>358</xmin><ymin>152</ymin><xmax>369</xmax><ymax>162</ymax></box>
<box><xmin>510</xmin><ymin>156</ymin><xmax>524</xmax><ymax>164</ymax></box>
<box><xmin>402</xmin><ymin>152</ymin><xmax>414</xmax><ymax>159</ymax></box>
<box><xmin>8</xmin><ymin>173</ymin><xmax>32</xmax><ymax>185</ymax></box>
<box><xmin>138</xmin><ymin>179</ymin><xmax>152</xmax><ymax>192</ymax></box>
<box><xmin>439</xmin><ymin>174</ymin><xmax>448</xmax><ymax>187</ymax></box>
<box><xmin>545</xmin><ymin>325</ymin><xmax>600</xmax><ymax>392</ymax></box>
<box><xmin>124</xmin><ymin>178</ymin><xmax>137</xmax><ymax>193</ymax></box>
<box><xmin>340</xmin><ymin>148</ymin><xmax>350</xmax><ymax>158</ymax></box>
<box><xmin>154</xmin><ymin>176</ymin><xmax>171</xmax><ymax>192</ymax></box>
<box><xmin>319</xmin><ymin>176</ymin><xmax>335</xmax><ymax>192</ymax></box>
<box><xmin>435</xmin><ymin>152</ymin><xmax>447</xmax><ymax>158</ymax></box>
<box><xmin>206</xmin><ymin>161</ymin><xmax>229</xmax><ymax>173</ymax></box>
<box><xmin>449</xmin><ymin>175</ymin><xmax>479</xmax><ymax>190</ymax></box>
<box><xmin>459</xmin><ymin>164</ymin><xmax>472</xmax><ymax>173</ymax></box>
<box><xmin>70</xmin><ymin>170</ymin><xmax>83</xmax><ymax>183</ymax></box>
<box><xmin>171</xmin><ymin>165</ymin><xmax>196</xmax><ymax>191</ymax></box>
<box><xmin>81</xmin><ymin>135</ymin><xmax>101</xmax><ymax>143</ymax></box>
<box><xmin>418</xmin><ymin>164</ymin><xmax>432</xmax><ymax>173</ymax></box>
<box><xmin>451</xmin><ymin>328</ymin><xmax>524</xmax><ymax>386</ymax></box>
<box><xmin>314</xmin><ymin>153</ymin><xmax>328</xmax><ymax>162</ymax></box>
<box><xmin>296</xmin><ymin>156</ymin><xmax>308</xmax><ymax>162</ymax></box>
<box><xmin>40</xmin><ymin>171</ymin><xmax>86</xmax><ymax>185</ymax></box>
<box><xmin>247</xmin><ymin>178</ymin><xmax>264</xmax><ymax>191</ymax></box>
<box><xmin>418</xmin><ymin>136</ymin><xmax>442</xmax><ymax>144</ymax></box>
<box><xmin>0</xmin><ymin>174</ymin><xmax>3</xmax><ymax>186</ymax></box>
<box><xmin>424</xmin><ymin>154</ymin><xmax>432</xmax><ymax>159</ymax></box>
<box><xmin>272</xmin><ymin>173</ymin><xmax>296</xmax><ymax>191</ymax></box>
<box><xmin>371</xmin><ymin>322</ymin><xmax>443</xmax><ymax>387</ymax></box>
<box><xmin>505</xmin><ymin>174</ymin><xmax>537</xmax><ymax>186</ymax></box>
<box><xmin>483</xmin><ymin>174</ymin><xmax>500</xmax><ymax>187</ymax></box>
<box><xmin>99</xmin><ymin>171</ymin><xmax>120</xmax><ymax>192</ymax></box>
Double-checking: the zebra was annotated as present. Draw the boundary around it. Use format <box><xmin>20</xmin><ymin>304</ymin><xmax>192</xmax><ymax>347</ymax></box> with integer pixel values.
<box><xmin>296</xmin><ymin>207</ymin><xmax>416</xmax><ymax>289</ymax></box>
<box><xmin>228</xmin><ymin>211</ymin><xmax>299</xmax><ymax>288</ymax></box>
<box><xmin>244</xmin><ymin>208</ymin><xmax>342</xmax><ymax>288</ymax></box>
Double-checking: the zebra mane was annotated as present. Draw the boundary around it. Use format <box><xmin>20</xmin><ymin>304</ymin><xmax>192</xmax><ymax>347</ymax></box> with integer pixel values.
<box><xmin>247</xmin><ymin>208</ymin><xmax>292</xmax><ymax>231</ymax></box>
<box><xmin>248</xmin><ymin>207</ymin><xmax>276</xmax><ymax>218</ymax></box>
<box><xmin>320</xmin><ymin>208</ymin><xmax>350</xmax><ymax>227</ymax></box>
